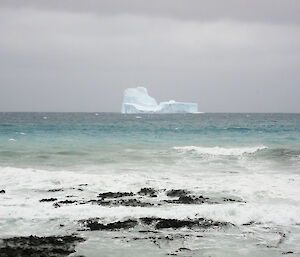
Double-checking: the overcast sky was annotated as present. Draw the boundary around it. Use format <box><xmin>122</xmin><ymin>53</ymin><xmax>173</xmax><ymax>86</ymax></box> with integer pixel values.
<box><xmin>0</xmin><ymin>0</ymin><xmax>299</xmax><ymax>112</ymax></box>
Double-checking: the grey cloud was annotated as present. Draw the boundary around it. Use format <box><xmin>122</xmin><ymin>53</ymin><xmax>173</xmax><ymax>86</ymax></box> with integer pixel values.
<box><xmin>0</xmin><ymin>2</ymin><xmax>299</xmax><ymax>112</ymax></box>
<box><xmin>1</xmin><ymin>0</ymin><xmax>300</xmax><ymax>25</ymax></box>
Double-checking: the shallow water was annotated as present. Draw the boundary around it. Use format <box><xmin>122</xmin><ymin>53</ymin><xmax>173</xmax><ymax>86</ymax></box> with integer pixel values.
<box><xmin>0</xmin><ymin>113</ymin><xmax>300</xmax><ymax>256</ymax></box>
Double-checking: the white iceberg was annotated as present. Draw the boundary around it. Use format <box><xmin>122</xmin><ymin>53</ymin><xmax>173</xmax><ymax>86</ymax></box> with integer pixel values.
<box><xmin>121</xmin><ymin>87</ymin><xmax>198</xmax><ymax>114</ymax></box>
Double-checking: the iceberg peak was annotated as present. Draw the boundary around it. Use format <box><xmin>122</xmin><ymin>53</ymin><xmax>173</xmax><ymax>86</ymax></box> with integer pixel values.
<box><xmin>121</xmin><ymin>87</ymin><xmax>198</xmax><ymax>114</ymax></box>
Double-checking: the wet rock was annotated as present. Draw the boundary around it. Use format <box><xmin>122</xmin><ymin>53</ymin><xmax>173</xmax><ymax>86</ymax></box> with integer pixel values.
<box><xmin>87</xmin><ymin>198</ymin><xmax>153</xmax><ymax>207</ymax></box>
<box><xmin>166</xmin><ymin>189</ymin><xmax>189</xmax><ymax>197</ymax></box>
<box><xmin>0</xmin><ymin>190</ymin><xmax>5</xmax><ymax>194</ymax></box>
<box><xmin>48</xmin><ymin>189</ymin><xmax>64</xmax><ymax>192</ymax></box>
<box><xmin>57</xmin><ymin>200</ymin><xmax>77</xmax><ymax>205</ymax></box>
<box><xmin>222</xmin><ymin>197</ymin><xmax>246</xmax><ymax>203</ymax></box>
<box><xmin>242</xmin><ymin>221</ymin><xmax>256</xmax><ymax>226</ymax></box>
<box><xmin>40</xmin><ymin>198</ymin><xmax>57</xmax><ymax>202</ymax></box>
<box><xmin>138</xmin><ymin>230</ymin><xmax>160</xmax><ymax>234</ymax></box>
<box><xmin>80</xmin><ymin>218</ymin><xmax>138</xmax><ymax>231</ymax></box>
<box><xmin>87</xmin><ymin>199</ymin><xmax>111</xmax><ymax>206</ymax></box>
<box><xmin>53</xmin><ymin>203</ymin><xmax>61</xmax><ymax>208</ymax></box>
<box><xmin>115</xmin><ymin>199</ymin><xmax>154</xmax><ymax>207</ymax></box>
<box><xmin>98</xmin><ymin>192</ymin><xmax>134</xmax><ymax>199</ymax></box>
<box><xmin>141</xmin><ymin>217</ymin><xmax>229</xmax><ymax>229</ymax></box>
<box><xmin>156</xmin><ymin>219</ymin><xmax>198</xmax><ymax>229</ymax></box>
<box><xmin>138</xmin><ymin>188</ymin><xmax>158</xmax><ymax>197</ymax></box>
<box><xmin>0</xmin><ymin>235</ymin><xmax>85</xmax><ymax>257</ymax></box>
<box><xmin>177</xmin><ymin>195</ymin><xmax>206</xmax><ymax>204</ymax></box>
<box><xmin>165</xmin><ymin>195</ymin><xmax>208</xmax><ymax>204</ymax></box>
<box><xmin>177</xmin><ymin>247</ymin><xmax>191</xmax><ymax>252</ymax></box>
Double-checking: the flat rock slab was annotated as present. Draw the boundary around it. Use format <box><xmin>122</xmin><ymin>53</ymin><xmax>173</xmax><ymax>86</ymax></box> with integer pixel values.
<box><xmin>0</xmin><ymin>235</ymin><xmax>85</xmax><ymax>257</ymax></box>
<box><xmin>79</xmin><ymin>217</ymin><xmax>231</xmax><ymax>231</ymax></box>
<box><xmin>80</xmin><ymin>219</ymin><xmax>138</xmax><ymax>231</ymax></box>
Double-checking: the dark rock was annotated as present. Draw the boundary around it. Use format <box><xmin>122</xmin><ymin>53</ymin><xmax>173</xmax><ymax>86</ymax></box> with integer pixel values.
<box><xmin>115</xmin><ymin>199</ymin><xmax>154</xmax><ymax>207</ymax></box>
<box><xmin>80</xmin><ymin>218</ymin><xmax>138</xmax><ymax>231</ymax></box>
<box><xmin>98</xmin><ymin>192</ymin><xmax>134</xmax><ymax>199</ymax></box>
<box><xmin>0</xmin><ymin>190</ymin><xmax>5</xmax><ymax>194</ymax></box>
<box><xmin>138</xmin><ymin>230</ymin><xmax>160</xmax><ymax>234</ymax></box>
<box><xmin>48</xmin><ymin>189</ymin><xmax>64</xmax><ymax>192</ymax></box>
<box><xmin>166</xmin><ymin>189</ymin><xmax>189</xmax><ymax>197</ymax></box>
<box><xmin>57</xmin><ymin>200</ymin><xmax>77</xmax><ymax>205</ymax></box>
<box><xmin>242</xmin><ymin>221</ymin><xmax>255</xmax><ymax>226</ymax></box>
<box><xmin>87</xmin><ymin>199</ymin><xmax>111</xmax><ymax>206</ymax></box>
<box><xmin>222</xmin><ymin>197</ymin><xmax>246</xmax><ymax>203</ymax></box>
<box><xmin>87</xmin><ymin>198</ymin><xmax>153</xmax><ymax>207</ymax></box>
<box><xmin>177</xmin><ymin>247</ymin><xmax>191</xmax><ymax>251</ymax></box>
<box><xmin>177</xmin><ymin>195</ymin><xmax>205</xmax><ymax>204</ymax></box>
<box><xmin>141</xmin><ymin>217</ymin><xmax>229</xmax><ymax>229</ymax></box>
<box><xmin>282</xmin><ymin>251</ymin><xmax>294</xmax><ymax>254</ymax></box>
<box><xmin>78</xmin><ymin>184</ymin><xmax>88</xmax><ymax>187</ymax></box>
<box><xmin>138</xmin><ymin>188</ymin><xmax>157</xmax><ymax>197</ymax></box>
<box><xmin>165</xmin><ymin>195</ymin><xmax>207</xmax><ymax>204</ymax></box>
<box><xmin>0</xmin><ymin>235</ymin><xmax>85</xmax><ymax>257</ymax></box>
<box><xmin>140</xmin><ymin>217</ymin><xmax>158</xmax><ymax>225</ymax></box>
<box><xmin>155</xmin><ymin>219</ymin><xmax>197</xmax><ymax>229</ymax></box>
<box><xmin>40</xmin><ymin>198</ymin><xmax>57</xmax><ymax>202</ymax></box>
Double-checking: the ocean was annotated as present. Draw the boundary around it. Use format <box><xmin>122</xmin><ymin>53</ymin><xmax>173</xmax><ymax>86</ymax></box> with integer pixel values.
<box><xmin>0</xmin><ymin>112</ymin><xmax>300</xmax><ymax>256</ymax></box>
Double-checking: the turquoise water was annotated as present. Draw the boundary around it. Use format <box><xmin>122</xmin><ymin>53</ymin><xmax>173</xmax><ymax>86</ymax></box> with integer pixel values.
<box><xmin>1</xmin><ymin>113</ymin><xmax>300</xmax><ymax>169</ymax></box>
<box><xmin>1</xmin><ymin>113</ymin><xmax>300</xmax><ymax>256</ymax></box>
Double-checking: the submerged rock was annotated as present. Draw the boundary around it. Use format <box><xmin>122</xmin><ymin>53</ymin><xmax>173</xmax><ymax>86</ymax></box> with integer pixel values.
<box><xmin>0</xmin><ymin>235</ymin><xmax>85</xmax><ymax>257</ymax></box>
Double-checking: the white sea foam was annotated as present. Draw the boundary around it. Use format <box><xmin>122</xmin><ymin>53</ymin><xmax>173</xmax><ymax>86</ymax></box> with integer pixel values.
<box><xmin>173</xmin><ymin>146</ymin><xmax>268</xmax><ymax>156</ymax></box>
<box><xmin>0</xmin><ymin>164</ymin><xmax>299</xmax><ymax>257</ymax></box>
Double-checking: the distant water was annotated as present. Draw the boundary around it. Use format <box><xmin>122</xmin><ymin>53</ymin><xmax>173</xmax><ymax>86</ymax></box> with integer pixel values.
<box><xmin>0</xmin><ymin>113</ymin><xmax>300</xmax><ymax>256</ymax></box>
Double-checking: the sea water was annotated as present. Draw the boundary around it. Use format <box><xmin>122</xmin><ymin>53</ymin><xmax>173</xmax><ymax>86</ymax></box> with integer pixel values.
<box><xmin>0</xmin><ymin>113</ymin><xmax>300</xmax><ymax>256</ymax></box>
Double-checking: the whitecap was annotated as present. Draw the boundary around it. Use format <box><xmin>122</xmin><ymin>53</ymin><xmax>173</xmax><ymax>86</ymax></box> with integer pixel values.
<box><xmin>173</xmin><ymin>146</ymin><xmax>268</xmax><ymax>156</ymax></box>
<box><xmin>16</xmin><ymin>132</ymin><xmax>26</xmax><ymax>135</ymax></box>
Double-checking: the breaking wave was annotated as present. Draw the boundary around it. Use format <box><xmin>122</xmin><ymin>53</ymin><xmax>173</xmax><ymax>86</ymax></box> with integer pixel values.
<box><xmin>173</xmin><ymin>146</ymin><xmax>268</xmax><ymax>156</ymax></box>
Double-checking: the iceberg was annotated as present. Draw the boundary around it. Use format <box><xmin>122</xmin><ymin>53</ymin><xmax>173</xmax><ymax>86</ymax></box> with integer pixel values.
<box><xmin>121</xmin><ymin>87</ymin><xmax>198</xmax><ymax>114</ymax></box>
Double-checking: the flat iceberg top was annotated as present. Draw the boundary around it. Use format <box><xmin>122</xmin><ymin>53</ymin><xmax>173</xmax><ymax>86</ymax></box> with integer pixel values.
<box><xmin>121</xmin><ymin>87</ymin><xmax>198</xmax><ymax>114</ymax></box>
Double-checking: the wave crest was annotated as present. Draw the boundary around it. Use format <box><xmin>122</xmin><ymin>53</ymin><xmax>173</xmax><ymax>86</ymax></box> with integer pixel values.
<box><xmin>173</xmin><ymin>146</ymin><xmax>268</xmax><ymax>156</ymax></box>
